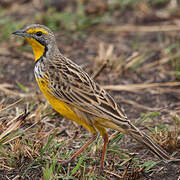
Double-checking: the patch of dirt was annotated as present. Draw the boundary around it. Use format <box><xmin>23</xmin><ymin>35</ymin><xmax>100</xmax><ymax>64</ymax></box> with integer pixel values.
<box><xmin>0</xmin><ymin>1</ymin><xmax>180</xmax><ymax>179</ymax></box>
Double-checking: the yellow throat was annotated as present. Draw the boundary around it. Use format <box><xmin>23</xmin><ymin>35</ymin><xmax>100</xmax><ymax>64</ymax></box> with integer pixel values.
<box><xmin>25</xmin><ymin>37</ymin><xmax>45</xmax><ymax>62</ymax></box>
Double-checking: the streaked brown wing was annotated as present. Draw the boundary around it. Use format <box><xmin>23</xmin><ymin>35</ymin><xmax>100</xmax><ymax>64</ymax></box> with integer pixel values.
<box><xmin>46</xmin><ymin>57</ymin><xmax>128</xmax><ymax>122</ymax></box>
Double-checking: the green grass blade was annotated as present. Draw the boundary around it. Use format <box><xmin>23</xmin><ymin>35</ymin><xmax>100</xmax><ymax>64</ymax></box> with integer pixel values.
<box><xmin>70</xmin><ymin>156</ymin><xmax>85</xmax><ymax>176</ymax></box>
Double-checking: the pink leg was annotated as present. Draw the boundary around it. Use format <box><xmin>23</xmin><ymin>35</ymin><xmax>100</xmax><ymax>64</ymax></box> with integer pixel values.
<box><xmin>100</xmin><ymin>134</ymin><xmax>108</xmax><ymax>170</ymax></box>
<box><xmin>68</xmin><ymin>134</ymin><xmax>97</xmax><ymax>162</ymax></box>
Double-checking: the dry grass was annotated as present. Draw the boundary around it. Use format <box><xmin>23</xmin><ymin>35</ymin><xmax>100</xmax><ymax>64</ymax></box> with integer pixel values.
<box><xmin>0</xmin><ymin>0</ymin><xmax>180</xmax><ymax>179</ymax></box>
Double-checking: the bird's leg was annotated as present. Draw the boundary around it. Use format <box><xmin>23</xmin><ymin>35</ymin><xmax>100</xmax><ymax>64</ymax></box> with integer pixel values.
<box><xmin>60</xmin><ymin>134</ymin><xmax>97</xmax><ymax>165</ymax></box>
<box><xmin>70</xmin><ymin>134</ymin><xmax>97</xmax><ymax>161</ymax></box>
<box><xmin>100</xmin><ymin>134</ymin><xmax>108</xmax><ymax>170</ymax></box>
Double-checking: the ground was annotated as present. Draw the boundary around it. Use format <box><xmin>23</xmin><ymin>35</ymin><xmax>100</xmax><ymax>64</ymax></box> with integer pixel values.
<box><xmin>0</xmin><ymin>0</ymin><xmax>180</xmax><ymax>179</ymax></box>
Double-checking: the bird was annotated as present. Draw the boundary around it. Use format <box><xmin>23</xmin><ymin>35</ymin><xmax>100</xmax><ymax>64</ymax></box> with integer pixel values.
<box><xmin>12</xmin><ymin>24</ymin><xmax>171</xmax><ymax>169</ymax></box>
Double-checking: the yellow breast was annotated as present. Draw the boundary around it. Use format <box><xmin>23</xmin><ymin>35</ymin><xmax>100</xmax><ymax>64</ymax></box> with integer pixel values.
<box><xmin>35</xmin><ymin>77</ymin><xmax>98</xmax><ymax>134</ymax></box>
<box><xmin>36</xmin><ymin>77</ymin><xmax>79</xmax><ymax>120</ymax></box>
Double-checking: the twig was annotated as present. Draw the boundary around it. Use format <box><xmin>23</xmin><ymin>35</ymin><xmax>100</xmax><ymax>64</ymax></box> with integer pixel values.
<box><xmin>0</xmin><ymin>109</ymin><xmax>30</xmax><ymax>143</ymax></box>
<box><xmin>0</xmin><ymin>86</ymin><xmax>30</xmax><ymax>97</ymax></box>
<box><xmin>95</xmin><ymin>25</ymin><xmax>180</xmax><ymax>32</ymax></box>
<box><xmin>0</xmin><ymin>98</ymin><xmax>23</xmax><ymax>113</ymax></box>
<box><xmin>117</xmin><ymin>97</ymin><xmax>160</xmax><ymax>111</ymax></box>
<box><xmin>102</xmin><ymin>82</ymin><xmax>180</xmax><ymax>91</ymax></box>
<box><xmin>91</xmin><ymin>59</ymin><xmax>109</xmax><ymax>80</ymax></box>
<box><xmin>103</xmin><ymin>169</ymin><xmax>122</xmax><ymax>179</ymax></box>
<box><xmin>122</xmin><ymin>160</ymin><xmax>131</xmax><ymax>179</ymax></box>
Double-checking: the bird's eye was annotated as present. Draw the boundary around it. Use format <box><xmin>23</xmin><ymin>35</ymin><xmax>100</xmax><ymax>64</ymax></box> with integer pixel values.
<box><xmin>36</xmin><ymin>31</ymin><xmax>43</xmax><ymax>36</ymax></box>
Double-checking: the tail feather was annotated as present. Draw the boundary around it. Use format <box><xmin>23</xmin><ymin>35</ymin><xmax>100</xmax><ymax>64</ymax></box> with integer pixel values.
<box><xmin>126</xmin><ymin>122</ymin><xmax>170</xmax><ymax>160</ymax></box>
<box><xmin>100</xmin><ymin>116</ymin><xmax>171</xmax><ymax>160</ymax></box>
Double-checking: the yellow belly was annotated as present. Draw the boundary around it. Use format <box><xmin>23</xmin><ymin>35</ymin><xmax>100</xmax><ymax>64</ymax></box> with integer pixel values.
<box><xmin>36</xmin><ymin>77</ymin><xmax>96</xmax><ymax>134</ymax></box>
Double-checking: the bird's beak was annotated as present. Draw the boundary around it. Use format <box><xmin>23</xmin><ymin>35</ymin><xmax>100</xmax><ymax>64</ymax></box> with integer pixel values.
<box><xmin>12</xmin><ymin>30</ymin><xmax>30</xmax><ymax>38</ymax></box>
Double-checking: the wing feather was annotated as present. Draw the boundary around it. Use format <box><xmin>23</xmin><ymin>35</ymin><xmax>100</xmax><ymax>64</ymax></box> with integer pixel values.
<box><xmin>46</xmin><ymin>57</ymin><xmax>128</xmax><ymax>123</ymax></box>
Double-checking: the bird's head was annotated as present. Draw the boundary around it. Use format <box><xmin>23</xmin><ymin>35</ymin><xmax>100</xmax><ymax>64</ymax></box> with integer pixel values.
<box><xmin>12</xmin><ymin>24</ymin><xmax>57</xmax><ymax>62</ymax></box>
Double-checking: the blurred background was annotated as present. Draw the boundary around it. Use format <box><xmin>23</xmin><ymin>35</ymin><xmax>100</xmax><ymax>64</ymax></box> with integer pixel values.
<box><xmin>0</xmin><ymin>0</ymin><xmax>180</xmax><ymax>179</ymax></box>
